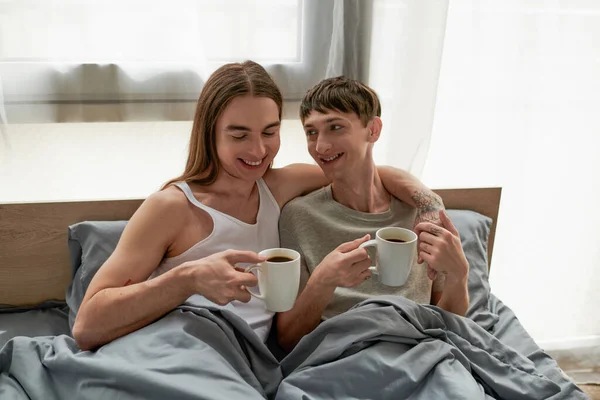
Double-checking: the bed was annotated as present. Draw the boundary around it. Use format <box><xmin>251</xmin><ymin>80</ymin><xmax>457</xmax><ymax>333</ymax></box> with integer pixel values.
<box><xmin>0</xmin><ymin>188</ymin><xmax>589</xmax><ymax>399</ymax></box>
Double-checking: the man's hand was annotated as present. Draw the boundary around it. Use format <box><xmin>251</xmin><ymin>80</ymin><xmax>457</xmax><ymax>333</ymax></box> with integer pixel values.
<box><xmin>182</xmin><ymin>250</ymin><xmax>264</xmax><ymax>306</ymax></box>
<box><xmin>414</xmin><ymin>210</ymin><xmax>468</xmax><ymax>284</ymax></box>
<box><xmin>312</xmin><ymin>235</ymin><xmax>372</xmax><ymax>289</ymax></box>
<box><xmin>414</xmin><ymin>208</ymin><xmax>443</xmax><ymax>280</ymax></box>
<box><xmin>410</xmin><ymin>189</ymin><xmax>445</xmax><ymax>280</ymax></box>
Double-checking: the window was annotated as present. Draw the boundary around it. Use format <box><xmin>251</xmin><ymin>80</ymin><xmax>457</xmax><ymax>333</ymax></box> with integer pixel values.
<box><xmin>1</xmin><ymin>0</ymin><xmax>301</xmax><ymax>62</ymax></box>
<box><xmin>0</xmin><ymin>0</ymin><xmax>364</xmax><ymax>121</ymax></box>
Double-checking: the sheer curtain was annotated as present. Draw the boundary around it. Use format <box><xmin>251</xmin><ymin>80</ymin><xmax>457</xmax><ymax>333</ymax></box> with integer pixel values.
<box><xmin>276</xmin><ymin>0</ymin><xmax>450</xmax><ymax>173</ymax></box>
<box><xmin>0</xmin><ymin>0</ymin><xmax>364</xmax><ymax>123</ymax></box>
<box><xmin>0</xmin><ymin>74</ymin><xmax>6</xmax><ymax>137</ymax></box>
<box><xmin>0</xmin><ymin>73</ymin><xmax>9</xmax><ymax>195</ymax></box>
<box><xmin>423</xmin><ymin>0</ymin><xmax>600</xmax><ymax>348</ymax></box>
<box><xmin>0</xmin><ymin>73</ymin><xmax>7</xmax><ymax>149</ymax></box>
<box><xmin>369</xmin><ymin>0</ymin><xmax>449</xmax><ymax>177</ymax></box>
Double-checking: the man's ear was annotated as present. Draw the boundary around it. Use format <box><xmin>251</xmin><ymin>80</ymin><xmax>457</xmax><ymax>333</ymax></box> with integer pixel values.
<box><xmin>367</xmin><ymin>117</ymin><xmax>383</xmax><ymax>143</ymax></box>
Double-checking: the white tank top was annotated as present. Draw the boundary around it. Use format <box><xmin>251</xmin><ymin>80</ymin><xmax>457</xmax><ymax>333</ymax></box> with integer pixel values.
<box><xmin>148</xmin><ymin>178</ymin><xmax>280</xmax><ymax>342</ymax></box>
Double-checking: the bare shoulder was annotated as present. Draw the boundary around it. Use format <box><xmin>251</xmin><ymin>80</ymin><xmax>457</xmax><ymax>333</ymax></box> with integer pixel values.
<box><xmin>145</xmin><ymin>185</ymin><xmax>189</xmax><ymax>211</ymax></box>
<box><xmin>81</xmin><ymin>185</ymin><xmax>193</xmax><ymax>300</ymax></box>
<box><xmin>264</xmin><ymin>164</ymin><xmax>329</xmax><ymax>207</ymax></box>
<box><xmin>130</xmin><ymin>186</ymin><xmax>190</xmax><ymax>233</ymax></box>
<box><xmin>264</xmin><ymin>163</ymin><xmax>320</xmax><ymax>183</ymax></box>
<box><xmin>262</xmin><ymin>165</ymin><xmax>287</xmax><ymax>188</ymax></box>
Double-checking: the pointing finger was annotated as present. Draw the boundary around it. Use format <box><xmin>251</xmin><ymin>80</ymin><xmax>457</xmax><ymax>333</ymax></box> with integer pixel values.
<box><xmin>345</xmin><ymin>247</ymin><xmax>371</xmax><ymax>263</ymax></box>
<box><xmin>337</xmin><ymin>234</ymin><xmax>370</xmax><ymax>253</ymax></box>
<box><xmin>226</xmin><ymin>250</ymin><xmax>267</xmax><ymax>265</ymax></box>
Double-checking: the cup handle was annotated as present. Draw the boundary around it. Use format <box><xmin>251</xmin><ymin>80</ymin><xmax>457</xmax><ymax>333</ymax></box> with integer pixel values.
<box><xmin>244</xmin><ymin>264</ymin><xmax>266</xmax><ymax>300</ymax></box>
<box><xmin>359</xmin><ymin>240</ymin><xmax>379</xmax><ymax>275</ymax></box>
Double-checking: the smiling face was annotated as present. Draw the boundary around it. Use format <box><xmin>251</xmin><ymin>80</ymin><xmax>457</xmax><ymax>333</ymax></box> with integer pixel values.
<box><xmin>215</xmin><ymin>95</ymin><xmax>281</xmax><ymax>182</ymax></box>
<box><xmin>299</xmin><ymin>76</ymin><xmax>383</xmax><ymax>182</ymax></box>
<box><xmin>303</xmin><ymin>109</ymin><xmax>381</xmax><ymax>181</ymax></box>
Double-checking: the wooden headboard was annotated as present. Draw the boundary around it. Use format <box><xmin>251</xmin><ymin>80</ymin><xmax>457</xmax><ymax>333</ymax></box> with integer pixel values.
<box><xmin>0</xmin><ymin>187</ymin><xmax>501</xmax><ymax>306</ymax></box>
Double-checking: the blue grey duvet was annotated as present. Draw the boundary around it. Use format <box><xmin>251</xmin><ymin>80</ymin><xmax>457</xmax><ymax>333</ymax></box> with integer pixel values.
<box><xmin>0</xmin><ymin>296</ymin><xmax>588</xmax><ymax>399</ymax></box>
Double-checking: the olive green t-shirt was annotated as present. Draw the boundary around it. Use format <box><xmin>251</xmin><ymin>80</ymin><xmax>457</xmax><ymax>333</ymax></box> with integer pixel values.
<box><xmin>279</xmin><ymin>185</ymin><xmax>432</xmax><ymax>320</ymax></box>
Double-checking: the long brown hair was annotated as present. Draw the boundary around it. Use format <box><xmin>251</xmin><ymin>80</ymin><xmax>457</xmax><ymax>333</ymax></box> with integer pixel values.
<box><xmin>163</xmin><ymin>61</ymin><xmax>282</xmax><ymax>189</ymax></box>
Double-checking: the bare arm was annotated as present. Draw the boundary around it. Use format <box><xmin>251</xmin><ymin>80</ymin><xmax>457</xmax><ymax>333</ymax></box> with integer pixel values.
<box><xmin>378</xmin><ymin>166</ymin><xmax>445</xmax><ymax>219</ymax></box>
<box><xmin>264</xmin><ymin>164</ymin><xmax>330</xmax><ymax>208</ymax></box>
<box><xmin>436</xmin><ymin>277</ymin><xmax>469</xmax><ymax>316</ymax></box>
<box><xmin>74</xmin><ymin>266</ymin><xmax>195</xmax><ymax>351</ymax></box>
<box><xmin>277</xmin><ymin>236</ymin><xmax>371</xmax><ymax>351</ymax></box>
<box><xmin>73</xmin><ymin>191</ymin><xmax>261</xmax><ymax>350</ymax></box>
<box><xmin>277</xmin><ymin>279</ymin><xmax>336</xmax><ymax>352</ymax></box>
<box><xmin>73</xmin><ymin>191</ymin><xmax>190</xmax><ymax>350</ymax></box>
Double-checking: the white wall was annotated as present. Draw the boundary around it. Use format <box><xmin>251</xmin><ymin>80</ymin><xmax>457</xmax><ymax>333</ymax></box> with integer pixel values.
<box><xmin>1</xmin><ymin>121</ymin><xmax>188</xmax><ymax>203</ymax></box>
<box><xmin>0</xmin><ymin>119</ymin><xmax>312</xmax><ymax>204</ymax></box>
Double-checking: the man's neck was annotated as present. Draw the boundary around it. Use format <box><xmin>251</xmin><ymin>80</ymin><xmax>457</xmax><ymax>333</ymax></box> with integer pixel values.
<box><xmin>200</xmin><ymin>168</ymin><xmax>257</xmax><ymax>200</ymax></box>
<box><xmin>331</xmin><ymin>162</ymin><xmax>391</xmax><ymax>213</ymax></box>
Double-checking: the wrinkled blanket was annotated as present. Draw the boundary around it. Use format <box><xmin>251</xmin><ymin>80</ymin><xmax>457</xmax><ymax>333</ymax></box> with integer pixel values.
<box><xmin>0</xmin><ymin>296</ymin><xmax>586</xmax><ymax>399</ymax></box>
<box><xmin>0</xmin><ymin>305</ymin><xmax>280</xmax><ymax>400</ymax></box>
<box><xmin>277</xmin><ymin>296</ymin><xmax>572</xmax><ymax>399</ymax></box>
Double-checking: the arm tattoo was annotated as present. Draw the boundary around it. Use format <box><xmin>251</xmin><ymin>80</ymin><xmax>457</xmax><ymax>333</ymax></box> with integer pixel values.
<box><xmin>412</xmin><ymin>190</ymin><xmax>444</xmax><ymax>223</ymax></box>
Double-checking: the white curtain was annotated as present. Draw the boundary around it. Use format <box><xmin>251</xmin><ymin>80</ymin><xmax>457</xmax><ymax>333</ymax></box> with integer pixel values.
<box><xmin>0</xmin><ymin>74</ymin><xmax>7</xmax><ymax>147</ymax></box>
<box><xmin>369</xmin><ymin>0</ymin><xmax>449</xmax><ymax>177</ymax></box>
<box><xmin>0</xmin><ymin>0</ymin><xmax>363</xmax><ymax>123</ymax></box>
<box><xmin>0</xmin><ymin>73</ymin><xmax>10</xmax><ymax>193</ymax></box>
<box><xmin>423</xmin><ymin>0</ymin><xmax>600</xmax><ymax>348</ymax></box>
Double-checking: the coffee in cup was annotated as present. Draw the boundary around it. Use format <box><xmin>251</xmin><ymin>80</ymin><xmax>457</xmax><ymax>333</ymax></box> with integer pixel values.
<box><xmin>385</xmin><ymin>238</ymin><xmax>406</xmax><ymax>243</ymax></box>
<box><xmin>359</xmin><ymin>227</ymin><xmax>417</xmax><ymax>287</ymax></box>
<box><xmin>266</xmin><ymin>256</ymin><xmax>294</xmax><ymax>263</ymax></box>
<box><xmin>244</xmin><ymin>248</ymin><xmax>301</xmax><ymax>312</ymax></box>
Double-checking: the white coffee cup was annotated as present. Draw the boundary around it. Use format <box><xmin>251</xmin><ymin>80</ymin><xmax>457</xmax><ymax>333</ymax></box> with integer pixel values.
<box><xmin>359</xmin><ymin>227</ymin><xmax>417</xmax><ymax>287</ymax></box>
<box><xmin>244</xmin><ymin>248</ymin><xmax>301</xmax><ymax>312</ymax></box>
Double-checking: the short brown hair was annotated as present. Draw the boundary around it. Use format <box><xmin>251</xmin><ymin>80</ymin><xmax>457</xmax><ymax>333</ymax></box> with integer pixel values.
<box><xmin>163</xmin><ymin>61</ymin><xmax>282</xmax><ymax>189</ymax></box>
<box><xmin>300</xmin><ymin>76</ymin><xmax>381</xmax><ymax>126</ymax></box>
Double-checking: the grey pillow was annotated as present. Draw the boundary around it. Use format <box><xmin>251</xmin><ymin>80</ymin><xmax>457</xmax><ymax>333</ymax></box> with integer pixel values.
<box><xmin>65</xmin><ymin>211</ymin><xmax>499</xmax><ymax>331</ymax></box>
<box><xmin>446</xmin><ymin>209</ymin><xmax>499</xmax><ymax>330</ymax></box>
<box><xmin>66</xmin><ymin>221</ymin><xmax>127</xmax><ymax>329</ymax></box>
